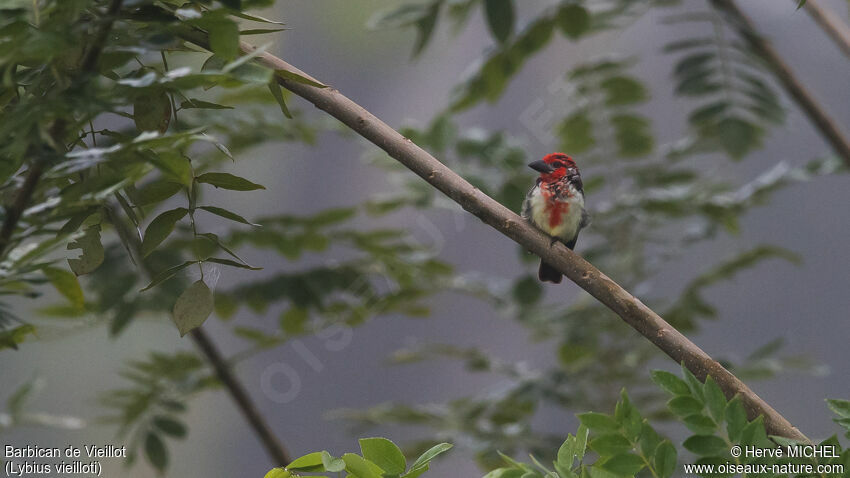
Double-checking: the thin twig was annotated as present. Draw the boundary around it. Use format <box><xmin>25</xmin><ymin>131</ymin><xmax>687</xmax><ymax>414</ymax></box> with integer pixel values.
<box><xmin>80</xmin><ymin>0</ymin><xmax>124</xmax><ymax>73</ymax></box>
<box><xmin>176</xmin><ymin>28</ymin><xmax>808</xmax><ymax>442</ymax></box>
<box><xmin>190</xmin><ymin>329</ymin><xmax>292</xmax><ymax>465</ymax></box>
<box><xmin>0</xmin><ymin>161</ymin><xmax>45</xmax><ymax>256</ymax></box>
<box><xmin>802</xmin><ymin>0</ymin><xmax>850</xmax><ymax>60</ymax></box>
<box><xmin>106</xmin><ymin>203</ymin><xmax>293</xmax><ymax>466</ymax></box>
<box><xmin>710</xmin><ymin>0</ymin><xmax>850</xmax><ymax>167</ymax></box>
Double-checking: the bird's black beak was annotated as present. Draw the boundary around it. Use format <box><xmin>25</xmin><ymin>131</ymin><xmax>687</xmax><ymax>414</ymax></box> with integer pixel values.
<box><xmin>528</xmin><ymin>160</ymin><xmax>555</xmax><ymax>173</ymax></box>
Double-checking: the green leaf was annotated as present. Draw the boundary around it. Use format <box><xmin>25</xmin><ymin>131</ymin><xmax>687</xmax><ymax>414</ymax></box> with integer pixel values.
<box><xmin>512</xmin><ymin>275</ymin><xmax>543</xmax><ymax>305</ymax></box>
<box><xmin>599</xmin><ymin>453</ymin><xmax>645</xmax><ymax>476</ymax></box>
<box><xmin>616</xmin><ymin>395</ymin><xmax>643</xmax><ymax>443</ymax></box>
<box><xmin>827</xmin><ymin>399</ymin><xmax>850</xmax><ymax>419</ymax></box>
<box><xmin>220</xmin><ymin>0</ymin><xmax>241</xmax><ymax>10</ymax></box>
<box><xmin>683</xmin><ymin>414</ymin><xmax>717</xmax><ymax>435</ymax></box>
<box><xmin>206</xmin><ymin>257</ymin><xmax>262</xmax><ymax>270</ymax></box>
<box><xmin>67</xmin><ymin>224</ymin><xmax>105</xmax><ymax>276</ymax></box>
<box><xmin>196</xmin><ymin>172</ymin><xmax>265</xmax><ymax>191</ymax></box>
<box><xmin>134</xmin><ymin>90</ymin><xmax>172</xmax><ymax>133</ymax></box>
<box><xmin>141</xmin><ymin>261</ymin><xmax>196</xmax><ymax>292</ymax></box>
<box><xmin>141</xmin><ymin>207</ymin><xmax>188</xmax><ymax>257</ymax></box>
<box><xmin>637</xmin><ymin>423</ymin><xmax>661</xmax><ymax>460</ymax></box>
<box><xmin>611</xmin><ymin>114</ymin><xmax>653</xmax><ymax>157</ymax></box>
<box><xmin>264</xmin><ymin>469</ymin><xmax>292</xmax><ymax>478</ymax></box>
<box><xmin>600</xmin><ymin>76</ymin><xmax>647</xmax><ymax>106</ymax></box>
<box><xmin>144</xmin><ymin>432</ymin><xmax>168</xmax><ymax>471</ymax></box>
<box><xmin>198</xmin><ymin>205</ymin><xmax>260</xmax><ymax>226</ymax></box>
<box><xmin>0</xmin><ymin>325</ymin><xmax>37</xmax><ymax>351</ymax></box>
<box><xmin>703</xmin><ymin>375</ymin><xmax>726</xmax><ymax>422</ymax></box>
<box><xmin>197</xmin><ymin>233</ymin><xmax>246</xmax><ymax>264</ymax></box>
<box><xmin>411</xmin><ymin>3</ymin><xmax>440</xmax><ymax>57</ymax></box>
<box><xmin>233</xmin><ymin>326</ymin><xmax>278</xmax><ymax>347</ymax></box>
<box><xmin>484</xmin><ymin>0</ymin><xmax>514</xmax><ymax>43</ymax></box>
<box><xmin>275</xmin><ymin>69</ymin><xmax>328</xmax><ymax>89</ymax></box>
<box><xmin>653</xmin><ymin>441</ymin><xmax>677</xmax><ymax>478</ymax></box>
<box><xmin>574</xmin><ymin>425</ymin><xmax>589</xmax><ymax>462</ymax></box>
<box><xmin>241</xmin><ymin>28</ymin><xmax>286</xmax><ymax>35</ymax></box>
<box><xmin>557</xmin><ymin>435</ymin><xmax>577</xmax><ymax>469</ymax></box>
<box><xmin>401</xmin><ymin>465</ymin><xmax>430</xmax><ymax>478</ymax></box>
<box><xmin>206</xmin><ymin>16</ymin><xmax>240</xmax><ymax>60</ymax></box>
<box><xmin>179</xmin><ymin>99</ymin><xmax>233</xmax><ymax>109</ymax></box>
<box><xmin>359</xmin><ymin>437</ymin><xmax>406</xmax><ymax>474</ymax></box>
<box><xmin>651</xmin><ymin>370</ymin><xmax>690</xmax><ymax>396</ymax></box>
<box><xmin>153</xmin><ymin>416</ymin><xmax>187</xmax><ymax>438</ymax></box>
<box><xmin>232</xmin><ymin>11</ymin><xmax>285</xmax><ymax>24</ymax></box>
<box><xmin>740</xmin><ymin>416</ymin><xmax>769</xmax><ymax>447</ymax></box>
<box><xmin>43</xmin><ymin>267</ymin><xmax>84</xmax><ymax>309</ymax></box>
<box><xmin>268</xmin><ymin>81</ymin><xmax>293</xmax><ymax>119</ymax></box>
<box><xmin>172</xmin><ymin>280</ymin><xmax>214</xmax><ymax>337</ymax></box>
<box><xmin>680</xmin><ymin>363</ymin><xmax>704</xmax><ymax>401</ymax></box>
<box><xmin>287</xmin><ymin>452</ymin><xmax>325</xmax><ymax>472</ymax></box>
<box><xmin>667</xmin><ymin>396</ymin><xmax>703</xmax><ymax>418</ymax></box>
<box><xmin>368</xmin><ymin>3</ymin><xmax>433</xmax><ymax>29</ymax></box>
<box><xmin>280</xmin><ymin>307</ymin><xmax>309</xmax><ymax>334</ymax></box>
<box><xmin>557</xmin><ymin>4</ymin><xmax>590</xmax><ymax>39</ymax></box>
<box><xmin>134</xmin><ymin>180</ymin><xmax>183</xmax><ymax>206</ymax></box>
<box><xmin>342</xmin><ymin>453</ymin><xmax>384</xmax><ymax>478</ymax></box>
<box><xmin>682</xmin><ymin>435</ymin><xmax>727</xmax><ymax>456</ymax></box>
<box><xmin>747</xmin><ymin>338</ymin><xmax>785</xmax><ymax>361</ymax></box>
<box><xmin>410</xmin><ymin>442</ymin><xmax>453</xmax><ymax>470</ymax></box>
<box><xmin>716</xmin><ymin>117</ymin><xmax>762</xmax><ymax>160</ymax></box>
<box><xmin>558</xmin><ymin>113</ymin><xmax>595</xmax><ymax>154</ymax></box>
<box><xmin>589</xmin><ymin>434</ymin><xmax>632</xmax><ymax>457</ymax></box>
<box><xmin>151</xmin><ymin>152</ymin><xmax>193</xmax><ymax>186</ymax></box>
<box><xmin>558</xmin><ymin>342</ymin><xmax>592</xmax><ymax>368</ymax></box>
<box><xmin>321</xmin><ymin>451</ymin><xmax>346</xmax><ymax>473</ymax></box>
<box><xmin>577</xmin><ymin>412</ymin><xmax>619</xmax><ymax>432</ymax></box>
<box><xmin>483</xmin><ymin>468</ymin><xmax>525</xmax><ymax>478</ymax></box>
<box><xmin>725</xmin><ymin>396</ymin><xmax>747</xmax><ymax>443</ymax></box>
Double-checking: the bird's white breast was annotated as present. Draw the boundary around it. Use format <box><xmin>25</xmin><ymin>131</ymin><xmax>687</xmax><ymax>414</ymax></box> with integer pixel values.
<box><xmin>525</xmin><ymin>183</ymin><xmax>584</xmax><ymax>241</ymax></box>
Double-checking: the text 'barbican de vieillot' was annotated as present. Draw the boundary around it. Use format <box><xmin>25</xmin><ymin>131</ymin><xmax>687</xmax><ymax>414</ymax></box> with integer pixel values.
<box><xmin>4</xmin><ymin>444</ymin><xmax>127</xmax><ymax>458</ymax></box>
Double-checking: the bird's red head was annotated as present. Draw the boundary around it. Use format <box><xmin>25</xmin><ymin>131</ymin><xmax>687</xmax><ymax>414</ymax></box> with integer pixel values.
<box><xmin>528</xmin><ymin>153</ymin><xmax>576</xmax><ymax>182</ymax></box>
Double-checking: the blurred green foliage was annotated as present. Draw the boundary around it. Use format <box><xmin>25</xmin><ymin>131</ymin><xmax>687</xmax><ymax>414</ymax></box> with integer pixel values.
<box><xmin>268</xmin><ymin>368</ymin><xmax>850</xmax><ymax>477</ymax></box>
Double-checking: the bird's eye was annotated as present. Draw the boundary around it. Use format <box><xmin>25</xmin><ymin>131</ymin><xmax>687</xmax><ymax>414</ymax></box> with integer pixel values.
<box><xmin>554</xmin><ymin>161</ymin><xmax>565</xmax><ymax>168</ymax></box>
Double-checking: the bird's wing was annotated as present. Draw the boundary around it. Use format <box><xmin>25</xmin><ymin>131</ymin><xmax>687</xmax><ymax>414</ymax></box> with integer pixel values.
<box><xmin>520</xmin><ymin>183</ymin><xmax>539</xmax><ymax>219</ymax></box>
<box><xmin>580</xmin><ymin>208</ymin><xmax>591</xmax><ymax>229</ymax></box>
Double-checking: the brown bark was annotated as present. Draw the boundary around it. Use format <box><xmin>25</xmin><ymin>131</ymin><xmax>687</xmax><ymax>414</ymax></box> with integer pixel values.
<box><xmin>803</xmin><ymin>0</ymin><xmax>850</xmax><ymax>60</ymax></box>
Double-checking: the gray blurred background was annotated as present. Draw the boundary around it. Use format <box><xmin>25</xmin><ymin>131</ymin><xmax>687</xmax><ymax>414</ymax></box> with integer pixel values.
<box><xmin>2</xmin><ymin>0</ymin><xmax>849</xmax><ymax>476</ymax></box>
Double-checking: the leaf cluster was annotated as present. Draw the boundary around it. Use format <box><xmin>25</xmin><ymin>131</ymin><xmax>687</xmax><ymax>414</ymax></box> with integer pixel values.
<box><xmin>99</xmin><ymin>351</ymin><xmax>214</xmax><ymax>471</ymax></box>
<box><xmin>265</xmin><ymin>438</ymin><xmax>452</xmax><ymax>478</ymax></box>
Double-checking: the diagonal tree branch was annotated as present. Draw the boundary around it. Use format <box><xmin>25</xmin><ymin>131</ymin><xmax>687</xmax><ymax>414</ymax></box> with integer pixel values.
<box><xmin>802</xmin><ymin>0</ymin><xmax>850</xmax><ymax>60</ymax></box>
<box><xmin>176</xmin><ymin>29</ymin><xmax>808</xmax><ymax>442</ymax></box>
<box><xmin>189</xmin><ymin>328</ymin><xmax>292</xmax><ymax>465</ymax></box>
<box><xmin>710</xmin><ymin>0</ymin><xmax>850</xmax><ymax>167</ymax></box>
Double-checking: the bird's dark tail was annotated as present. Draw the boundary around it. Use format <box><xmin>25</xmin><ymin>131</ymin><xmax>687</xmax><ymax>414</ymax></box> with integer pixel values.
<box><xmin>538</xmin><ymin>260</ymin><xmax>562</xmax><ymax>284</ymax></box>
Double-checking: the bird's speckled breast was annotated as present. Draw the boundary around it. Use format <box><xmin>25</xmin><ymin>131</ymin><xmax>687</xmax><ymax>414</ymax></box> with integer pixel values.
<box><xmin>526</xmin><ymin>181</ymin><xmax>584</xmax><ymax>241</ymax></box>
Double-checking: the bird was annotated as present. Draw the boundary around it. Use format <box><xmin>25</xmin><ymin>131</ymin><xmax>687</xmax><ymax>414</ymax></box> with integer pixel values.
<box><xmin>521</xmin><ymin>153</ymin><xmax>590</xmax><ymax>284</ymax></box>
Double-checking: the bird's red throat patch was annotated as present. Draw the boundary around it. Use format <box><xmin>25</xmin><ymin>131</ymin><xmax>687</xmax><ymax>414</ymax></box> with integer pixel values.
<box><xmin>542</xmin><ymin>186</ymin><xmax>570</xmax><ymax>229</ymax></box>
